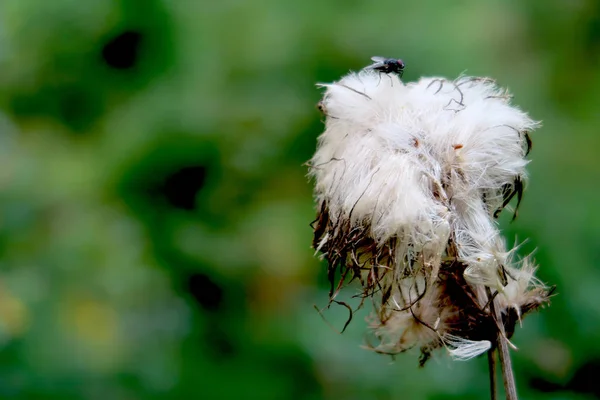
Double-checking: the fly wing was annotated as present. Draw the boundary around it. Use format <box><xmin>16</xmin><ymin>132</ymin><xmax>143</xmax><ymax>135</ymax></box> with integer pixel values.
<box><xmin>366</xmin><ymin>56</ymin><xmax>386</xmax><ymax>70</ymax></box>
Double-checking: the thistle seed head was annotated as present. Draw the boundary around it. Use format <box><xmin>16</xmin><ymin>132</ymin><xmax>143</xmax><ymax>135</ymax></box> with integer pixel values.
<box><xmin>309</xmin><ymin>64</ymin><xmax>551</xmax><ymax>364</ymax></box>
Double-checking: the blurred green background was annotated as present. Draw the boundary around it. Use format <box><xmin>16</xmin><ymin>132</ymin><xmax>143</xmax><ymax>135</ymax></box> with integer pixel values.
<box><xmin>0</xmin><ymin>0</ymin><xmax>598</xmax><ymax>399</ymax></box>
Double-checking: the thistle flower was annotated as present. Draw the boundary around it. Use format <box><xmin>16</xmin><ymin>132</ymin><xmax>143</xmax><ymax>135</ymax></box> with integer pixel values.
<box><xmin>308</xmin><ymin>66</ymin><xmax>552</xmax><ymax>366</ymax></box>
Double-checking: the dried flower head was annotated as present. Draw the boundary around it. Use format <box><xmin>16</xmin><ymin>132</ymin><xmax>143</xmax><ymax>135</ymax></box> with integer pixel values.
<box><xmin>309</xmin><ymin>65</ymin><xmax>552</xmax><ymax>364</ymax></box>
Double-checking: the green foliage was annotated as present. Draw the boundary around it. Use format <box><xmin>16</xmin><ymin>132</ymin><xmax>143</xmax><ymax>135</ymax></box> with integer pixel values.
<box><xmin>0</xmin><ymin>0</ymin><xmax>597</xmax><ymax>398</ymax></box>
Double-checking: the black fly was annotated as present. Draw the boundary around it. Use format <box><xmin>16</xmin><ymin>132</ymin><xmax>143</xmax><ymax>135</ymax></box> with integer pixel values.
<box><xmin>366</xmin><ymin>56</ymin><xmax>405</xmax><ymax>77</ymax></box>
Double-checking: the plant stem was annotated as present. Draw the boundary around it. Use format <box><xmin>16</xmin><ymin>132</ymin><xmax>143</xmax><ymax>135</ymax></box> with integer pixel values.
<box><xmin>486</xmin><ymin>288</ymin><xmax>518</xmax><ymax>400</ymax></box>
<box><xmin>488</xmin><ymin>349</ymin><xmax>497</xmax><ymax>400</ymax></box>
<box><xmin>496</xmin><ymin>330</ymin><xmax>517</xmax><ymax>400</ymax></box>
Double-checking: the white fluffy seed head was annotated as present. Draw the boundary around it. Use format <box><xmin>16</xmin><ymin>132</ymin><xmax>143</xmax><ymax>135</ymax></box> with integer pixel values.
<box><xmin>310</xmin><ymin>67</ymin><xmax>549</xmax><ymax>364</ymax></box>
<box><xmin>310</xmin><ymin>72</ymin><xmax>537</xmax><ymax>246</ymax></box>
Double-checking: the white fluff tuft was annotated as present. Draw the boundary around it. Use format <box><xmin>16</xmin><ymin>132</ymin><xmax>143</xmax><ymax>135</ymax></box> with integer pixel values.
<box><xmin>444</xmin><ymin>334</ymin><xmax>492</xmax><ymax>361</ymax></box>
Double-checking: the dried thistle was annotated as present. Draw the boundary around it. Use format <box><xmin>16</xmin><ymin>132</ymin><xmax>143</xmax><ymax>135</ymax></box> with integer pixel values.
<box><xmin>308</xmin><ymin>62</ymin><xmax>552</xmax><ymax>398</ymax></box>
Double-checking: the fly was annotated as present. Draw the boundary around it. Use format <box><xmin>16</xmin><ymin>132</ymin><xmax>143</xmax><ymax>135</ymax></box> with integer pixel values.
<box><xmin>366</xmin><ymin>56</ymin><xmax>405</xmax><ymax>77</ymax></box>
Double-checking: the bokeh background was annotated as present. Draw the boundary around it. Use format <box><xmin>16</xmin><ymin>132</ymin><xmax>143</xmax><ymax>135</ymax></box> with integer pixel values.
<box><xmin>0</xmin><ymin>0</ymin><xmax>598</xmax><ymax>399</ymax></box>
